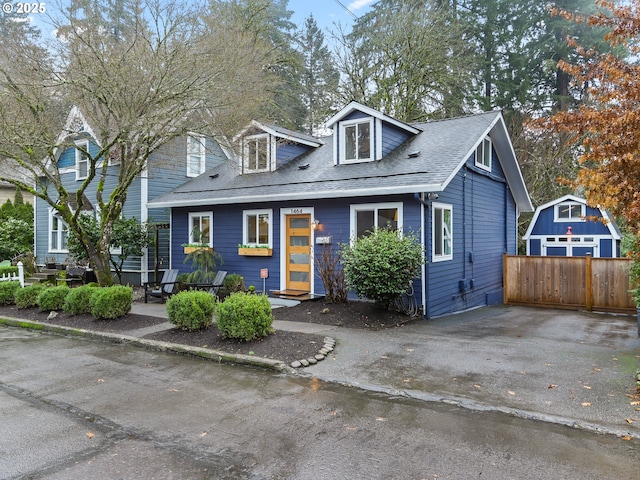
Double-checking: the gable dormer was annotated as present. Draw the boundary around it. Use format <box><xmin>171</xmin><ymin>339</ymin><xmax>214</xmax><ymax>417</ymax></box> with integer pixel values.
<box><xmin>234</xmin><ymin>121</ymin><xmax>322</xmax><ymax>174</ymax></box>
<box><xmin>326</xmin><ymin>101</ymin><xmax>421</xmax><ymax>165</ymax></box>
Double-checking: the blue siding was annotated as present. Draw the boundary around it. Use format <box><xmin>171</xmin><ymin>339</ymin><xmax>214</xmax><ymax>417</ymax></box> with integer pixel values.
<box><xmin>530</xmin><ymin>205</ymin><xmax>612</xmax><ymax>236</ymax></box>
<box><xmin>276</xmin><ymin>143</ymin><xmax>310</xmax><ymax>167</ymax></box>
<box><xmin>381</xmin><ymin>123</ymin><xmax>412</xmax><ymax>157</ymax></box>
<box><xmin>530</xmin><ymin>239</ymin><xmax>542</xmax><ymax>255</ymax></box>
<box><xmin>425</xmin><ymin>147</ymin><xmax>515</xmax><ymax>318</ymax></box>
<box><xmin>171</xmin><ymin>195</ymin><xmax>425</xmax><ymax>304</ymax></box>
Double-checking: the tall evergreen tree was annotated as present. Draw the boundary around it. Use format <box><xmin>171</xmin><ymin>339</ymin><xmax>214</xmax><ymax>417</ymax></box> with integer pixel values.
<box><xmin>295</xmin><ymin>15</ymin><xmax>339</xmax><ymax>134</ymax></box>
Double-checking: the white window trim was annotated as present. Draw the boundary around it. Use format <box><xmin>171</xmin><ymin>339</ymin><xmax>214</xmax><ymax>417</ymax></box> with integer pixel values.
<box><xmin>243</xmin><ymin>133</ymin><xmax>272</xmax><ymax>173</ymax></box>
<box><xmin>349</xmin><ymin>202</ymin><xmax>403</xmax><ymax>241</ymax></box>
<box><xmin>432</xmin><ymin>202</ymin><xmax>453</xmax><ymax>262</ymax></box>
<box><xmin>554</xmin><ymin>202</ymin><xmax>586</xmax><ymax>222</ymax></box>
<box><xmin>188</xmin><ymin>212</ymin><xmax>214</xmax><ymax>246</ymax></box>
<box><xmin>186</xmin><ymin>134</ymin><xmax>206</xmax><ymax>178</ymax></box>
<box><xmin>48</xmin><ymin>209</ymin><xmax>69</xmax><ymax>253</ymax></box>
<box><xmin>475</xmin><ymin>137</ymin><xmax>492</xmax><ymax>172</ymax></box>
<box><xmin>75</xmin><ymin>139</ymin><xmax>89</xmax><ymax>180</ymax></box>
<box><xmin>340</xmin><ymin>117</ymin><xmax>375</xmax><ymax>164</ymax></box>
<box><xmin>242</xmin><ymin>209</ymin><xmax>273</xmax><ymax>247</ymax></box>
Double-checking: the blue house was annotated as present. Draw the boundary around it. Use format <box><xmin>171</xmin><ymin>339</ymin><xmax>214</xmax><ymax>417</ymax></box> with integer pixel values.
<box><xmin>33</xmin><ymin>107</ymin><xmax>226</xmax><ymax>284</ymax></box>
<box><xmin>148</xmin><ymin>102</ymin><xmax>533</xmax><ymax>318</ymax></box>
<box><xmin>522</xmin><ymin>194</ymin><xmax>621</xmax><ymax>258</ymax></box>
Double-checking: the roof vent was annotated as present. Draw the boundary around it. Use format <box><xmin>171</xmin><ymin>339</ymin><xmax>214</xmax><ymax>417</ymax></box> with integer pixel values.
<box><xmin>209</xmin><ymin>173</ymin><xmax>219</xmax><ymax>179</ymax></box>
<box><xmin>408</xmin><ymin>150</ymin><xmax>421</xmax><ymax>158</ymax></box>
<box><xmin>298</xmin><ymin>163</ymin><xmax>310</xmax><ymax>170</ymax></box>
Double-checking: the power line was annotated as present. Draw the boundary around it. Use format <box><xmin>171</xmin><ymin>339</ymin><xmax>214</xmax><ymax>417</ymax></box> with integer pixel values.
<box><xmin>334</xmin><ymin>0</ymin><xmax>358</xmax><ymax>20</ymax></box>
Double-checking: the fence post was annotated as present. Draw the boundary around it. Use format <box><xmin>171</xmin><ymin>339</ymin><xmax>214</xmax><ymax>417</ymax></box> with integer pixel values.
<box><xmin>17</xmin><ymin>261</ymin><xmax>24</xmax><ymax>288</ymax></box>
<box><xmin>585</xmin><ymin>253</ymin><xmax>592</xmax><ymax>311</ymax></box>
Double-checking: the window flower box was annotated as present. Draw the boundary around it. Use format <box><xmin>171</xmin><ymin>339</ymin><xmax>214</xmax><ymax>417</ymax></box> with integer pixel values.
<box><xmin>238</xmin><ymin>247</ymin><xmax>272</xmax><ymax>257</ymax></box>
<box><xmin>183</xmin><ymin>246</ymin><xmax>213</xmax><ymax>254</ymax></box>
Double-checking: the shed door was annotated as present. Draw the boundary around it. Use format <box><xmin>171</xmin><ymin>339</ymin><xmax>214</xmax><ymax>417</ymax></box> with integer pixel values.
<box><xmin>285</xmin><ymin>214</ymin><xmax>311</xmax><ymax>292</ymax></box>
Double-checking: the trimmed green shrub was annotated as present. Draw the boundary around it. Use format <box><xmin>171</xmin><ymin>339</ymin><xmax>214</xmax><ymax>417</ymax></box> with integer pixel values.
<box><xmin>36</xmin><ymin>285</ymin><xmax>70</xmax><ymax>311</ymax></box>
<box><xmin>0</xmin><ymin>281</ymin><xmax>20</xmax><ymax>305</ymax></box>
<box><xmin>224</xmin><ymin>273</ymin><xmax>245</xmax><ymax>293</ymax></box>
<box><xmin>14</xmin><ymin>284</ymin><xmax>45</xmax><ymax>309</ymax></box>
<box><xmin>90</xmin><ymin>285</ymin><xmax>133</xmax><ymax>320</ymax></box>
<box><xmin>166</xmin><ymin>290</ymin><xmax>216</xmax><ymax>331</ymax></box>
<box><xmin>340</xmin><ymin>227</ymin><xmax>424</xmax><ymax>308</ymax></box>
<box><xmin>216</xmin><ymin>292</ymin><xmax>273</xmax><ymax>341</ymax></box>
<box><xmin>0</xmin><ymin>265</ymin><xmax>18</xmax><ymax>277</ymax></box>
<box><xmin>63</xmin><ymin>285</ymin><xmax>99</xmax><ymax>315</ymax></box>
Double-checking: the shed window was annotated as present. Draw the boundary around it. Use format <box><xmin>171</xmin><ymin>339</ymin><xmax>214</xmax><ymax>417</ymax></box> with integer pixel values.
<box><xmin>556</xmin><ymin>202</ymin><xmax>585</xmax><ymax>221</ymax></box>
<box><xmin>433</xmin><ymin>203</ymin><xmax>452</xmax><ymax>262</ymax></box>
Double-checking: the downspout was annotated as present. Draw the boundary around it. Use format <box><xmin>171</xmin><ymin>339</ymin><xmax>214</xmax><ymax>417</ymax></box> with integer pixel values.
<box><xmin>415</xmin><ymin>192</ymin><xmax>429</xmax><ymax>318</ymax></box>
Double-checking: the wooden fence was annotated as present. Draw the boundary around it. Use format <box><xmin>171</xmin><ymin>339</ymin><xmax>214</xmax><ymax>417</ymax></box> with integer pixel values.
<box><xmin>0</xmin><ymin>261</ymin><xmax>24</xmax><ymax>287</ymax></box>
<box><xmin>503</xmin><ymin>254</ymin><xmax>636</xmax><ymax>314</ymax></box>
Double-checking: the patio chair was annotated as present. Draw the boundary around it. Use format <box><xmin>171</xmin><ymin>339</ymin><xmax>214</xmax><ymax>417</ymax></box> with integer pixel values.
<box><xmin>144</xmin><ymin>269</ymin><xmax>179</xmax><ymax>303</ymax></box>
<box><xmin>207</xmin><ymin>270</ymin><xmax>227</xmax><ymax>298</ymax></box>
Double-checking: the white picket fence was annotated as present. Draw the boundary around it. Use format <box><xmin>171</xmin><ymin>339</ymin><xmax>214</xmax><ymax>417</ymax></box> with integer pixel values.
<box><xmin>0</xmin><ymin>262</ymin><xmax>24</xmax><ymax>287</ymax></box>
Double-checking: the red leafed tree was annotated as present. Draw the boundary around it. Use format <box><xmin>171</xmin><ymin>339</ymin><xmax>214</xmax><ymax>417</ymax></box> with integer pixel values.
<box><xmin>536</xmin><ymin>0</ymin><xmax>640</xmax><ymax>233</ymax></box>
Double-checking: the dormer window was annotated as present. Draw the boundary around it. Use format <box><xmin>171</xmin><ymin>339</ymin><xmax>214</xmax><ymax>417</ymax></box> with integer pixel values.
<box><xmin>243</xmin><ymin>133</ymin><xmax>270</xmax><ymax>172</ymax></box>
<box><xmin>75</xmin><ymin>140</ymin><xmax>89</xmax><ymax>180</ymax></box>
<box><xmin>341</xmin><ymin>118</ymin><xmax>373</xmax><ymax>163</ymax></box>
<box><xmin>475</xmin><ymin>137</ymin><xmax>492</xmax><ymax>171</ymax></box>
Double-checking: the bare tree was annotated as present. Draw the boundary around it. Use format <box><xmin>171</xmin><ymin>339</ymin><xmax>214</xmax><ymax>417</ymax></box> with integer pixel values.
<box><xmin>0</xmin><ymin>0</ymin><xmax>279</xmax><ymax>285</ymax></box>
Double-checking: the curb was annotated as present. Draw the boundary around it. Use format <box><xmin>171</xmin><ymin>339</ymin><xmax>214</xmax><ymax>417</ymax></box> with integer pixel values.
<box><xmin>2</xmin><ymin>316</ymin><xmax>639</xmax><ymax>442</ymax></box>
<box><xmin>0</xmin><ymin>317</ymin><xmax>296</xmax><ymax>374</ymax></box>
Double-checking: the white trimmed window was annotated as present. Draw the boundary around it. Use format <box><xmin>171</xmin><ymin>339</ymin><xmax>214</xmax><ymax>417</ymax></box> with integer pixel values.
<box><xmin>49</xmin><ymin>211</ymin><xmax>68</xmax><ymax>252</ymax></box>
<box><xmin>341</xmin><ymin>118</ymin><xmax>373</xmax><ymax>163</ymax></box>
<box><xmin>243</xmin><ymin>133</ymin><xmax>270</xmax><ymax>172</ymax></box>
<box><xmin>350</xmin><ymin>202</ymin><xmax>402</xmax><ymax>239</ymax></box>
<box><xmin>475</xmin><ymin>137</ymin><xmax>491</xmax><ymax>171</ymax></box>
<box><xmin>188</xmin><ymin>212</ymin><xmax>213</xmax><ymax>246</ymax></box>
<box><xmin>75</xmin><ymin>139</ymin><xmax>89</xmax><ymax>180</ymax></box>
<box><xmin>243</xmin><ymin>209</ymin><xmax>272</xmax><ymax>246</ymax></box>
<box><xmin>555</xmin><ymin>202</ymin><xmax>585</xmax><ymax>221</ymax></box>
<box><xmin>433</xmin><ymin>203</ymin><xmax>452</xmax><ymax>262</ymax></box>
<box><xmin>187</xmin><ymin>134</ymin><xmax>206</xmax><ymax>177</ymax></box>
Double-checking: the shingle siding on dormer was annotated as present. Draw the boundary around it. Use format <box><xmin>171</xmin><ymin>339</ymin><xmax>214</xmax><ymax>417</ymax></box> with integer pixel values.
<box><xmin>276</xmin><ymin>142</ymin><xmax>310</xmax><ymax>168</ymax></box>
<box><xmin>382</xmin><ymin>123</ymin><xmax>413</xmax><ymax>157</ymax></box>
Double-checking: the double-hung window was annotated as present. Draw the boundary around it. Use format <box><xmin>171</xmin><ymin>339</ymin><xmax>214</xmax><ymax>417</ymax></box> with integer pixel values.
<box><xmin>432</xmin><ymin>203</ymin><xmax>453</xmax><ymax>262</ymax></box>
<box><xmin>475</xmin><ymin>137</ymin><xmax>492</xmax><ymax>171</ymax></box>
<box><xmin>341</xmin><ymin>118</ymin><xmax>373</xmax><ymax>163</ymax></box>
<box><xmin>351</xmin><ymin>202</ymin><xmax>402</xmax><ymax>239</ymax></box>
<box><xmin>188</xmin><ymin>212</ymin><xmax>213</xmax><ymax>246</ymax></box>
<box><xmin>75</xmin><ymin>140</ymin><xmax>89</xmax><ymax>180</ymax></box>
<box><xmin>187</xmin><ymin>134</ymin><xmax>206</xmax><ymax>177</ymax></box>
<box><xmin>243</xmin><ymin>134</ymin><xmax>269</xmax><ymax>172</ymax></box>
<box><xmin>243</xmin><ymin>209</ymin><xmax>272</xmax><ymax>246</ymax></box>
<box><xmin>49</xmin><ymin>211</ymin><xmax>68</xmax><ymax>252</ymax></box>
<box><xmin>556</xmin><ymin>202</ymin><xmax>585</xmax><ymax>221</ymax></box>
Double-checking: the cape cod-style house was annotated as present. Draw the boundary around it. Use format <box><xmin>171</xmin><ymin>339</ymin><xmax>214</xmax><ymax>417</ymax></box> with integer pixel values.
<box><xmin>522</xmin><ymin>194</ymin><xmax>621</xmax><ymax>258</ymax></box>
<box><xmin>33</xmin><ymin>107</ymin><xmax>227</xmax><ymax>284</ymax></box>
<box><xmin>148</xmin><ymin>102</ymin><xmax>533</xmax><ymax>318</ymax></box>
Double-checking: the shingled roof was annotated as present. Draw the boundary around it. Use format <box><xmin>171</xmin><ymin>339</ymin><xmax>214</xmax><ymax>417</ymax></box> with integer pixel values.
<box><xmin>147</xmin><ymin>110</ymin><xmax>533</xmax><ymax>212</ymax></box>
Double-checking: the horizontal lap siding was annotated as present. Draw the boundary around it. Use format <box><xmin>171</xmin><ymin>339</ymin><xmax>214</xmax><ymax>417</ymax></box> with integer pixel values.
<box><xmin>426</xmin><ymin>152</ymin><xmax>516</xmax><ymax>318</ymax></box>
<box><xmin>171</xmin><ymin>195</ymin><xmax>424</xmax><ymax>304</ymax></box>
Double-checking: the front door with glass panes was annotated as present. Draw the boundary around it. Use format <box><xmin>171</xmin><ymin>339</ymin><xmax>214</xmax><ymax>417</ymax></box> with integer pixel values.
<box><xmin>285</xmin><ymin>214</ymin><xmax>311</xmax><ymax>292</ymax></box>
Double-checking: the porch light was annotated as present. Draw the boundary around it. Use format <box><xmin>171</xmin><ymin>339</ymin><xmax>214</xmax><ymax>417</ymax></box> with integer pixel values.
<box><xmin>566</xmin><ymin>226</ymin><xmax>573</xmax><ymax>235</ymax></box>
<box><xmin>311</xmin><ymin>218</ymin><xmax>320</xmax><ymax>230</ymax></box>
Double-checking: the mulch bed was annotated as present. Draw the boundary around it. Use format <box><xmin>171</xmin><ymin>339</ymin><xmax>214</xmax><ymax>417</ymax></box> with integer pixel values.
<box><xmin>0</xmin><ymin>300</ymin><xmax>419</xmax><ymax>365</ymax></box>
